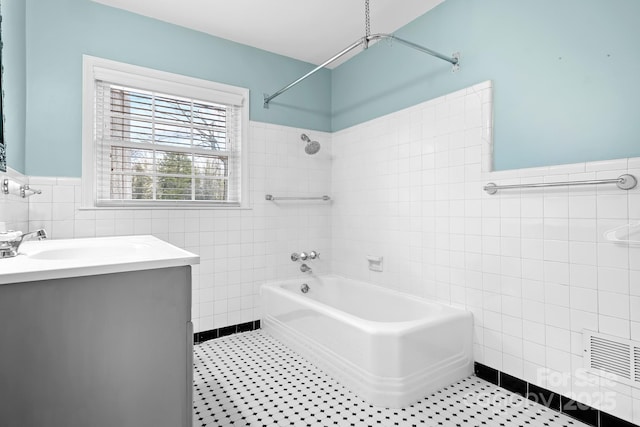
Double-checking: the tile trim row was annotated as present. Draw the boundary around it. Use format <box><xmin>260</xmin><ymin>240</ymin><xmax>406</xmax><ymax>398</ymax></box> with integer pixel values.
<box><xmin>474</xmin><ymin>362</ymin><xmax>638</xmax><ymax>427</ymax></box>
<box><xmin>193</xmin><ymin>320</ymin><xmax>261</xmax><ymax>344</ymax></box>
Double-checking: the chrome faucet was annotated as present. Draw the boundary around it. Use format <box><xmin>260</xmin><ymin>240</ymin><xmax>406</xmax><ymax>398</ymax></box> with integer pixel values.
<box><xmin>291</xmin><ymin>251</ymin><xmax>319</xmax><ymax>262</ymax></box>
<box><xmin>0</xmin><ymin>229</ymin><xmax>48</xmax><ymax>258</ymax></box>
<box><xmin>300</xmin><ymin>263</ymin><xmax>312</xmax><ymax>273</ymax></box>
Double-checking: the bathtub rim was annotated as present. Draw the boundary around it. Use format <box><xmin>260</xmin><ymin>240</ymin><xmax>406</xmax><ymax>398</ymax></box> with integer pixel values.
<box><xmin>261</xmin><ymin>274</ymin><xmax>472</xmax><ymax>335</ymax></box>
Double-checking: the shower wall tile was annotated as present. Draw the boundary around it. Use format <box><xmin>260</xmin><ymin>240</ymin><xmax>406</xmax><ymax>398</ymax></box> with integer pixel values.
<box><xmin>330</xmin><ymin>80</ymin><xmax>640</xmax><ymax>424</ymax></box>
<box><xmin>23</xmin><ymin>121</ymin><xmax>333</xmax><ymax>334</ymax></box>
<box><xmin>5</xmin><ymin>81</ymin><xmax>640</xmax><ymax>423</ymax></box>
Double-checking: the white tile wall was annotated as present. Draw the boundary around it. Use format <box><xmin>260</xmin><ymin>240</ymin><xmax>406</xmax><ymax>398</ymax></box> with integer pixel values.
<box><xmin>331</xmin><ymin>80</ymin><xmax>640</xmax><ymax>423</ymax></box>
<box><xmin>3</xmin><ymin>80</ymin><xmax>639</xmax><ymax>423</ymax></box>
<box><xmin>0</xmin><ymin>168</ymin><xmax>29</xmax><ymax>232</ymax></box>
<box><xmin>20</xmin><ymin>121</ymin><xmax>333</xmax><ymax>334</ymax></box>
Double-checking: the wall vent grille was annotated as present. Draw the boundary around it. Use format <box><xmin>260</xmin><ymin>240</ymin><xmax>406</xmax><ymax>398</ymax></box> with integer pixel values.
<box><xmin>584</xmin><ymin>330</ymin><xmax>640</xmax><ymax>387</ymax></box>
<box><xmin>635</xmin><ymin>347</ymin><xmax>640</xmax><ymax>383</ymax></box>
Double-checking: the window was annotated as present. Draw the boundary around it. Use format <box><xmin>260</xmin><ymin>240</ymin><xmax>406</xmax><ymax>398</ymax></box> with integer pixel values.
<box><xmin>82</xmin><ymin>56</ymin><xmax>249</xmax><ymax>207</ymax></box>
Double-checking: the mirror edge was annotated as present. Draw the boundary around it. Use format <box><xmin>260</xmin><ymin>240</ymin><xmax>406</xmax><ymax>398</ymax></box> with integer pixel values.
<box><xmin>0</xmin><ymin>10</ymin><xmax>6</xmax><ymax>173</ymax></box>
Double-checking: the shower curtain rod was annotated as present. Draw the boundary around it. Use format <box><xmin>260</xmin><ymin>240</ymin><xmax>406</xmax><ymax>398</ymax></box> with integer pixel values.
<box><xmin>263</xmin><ymin>33</ymin><xmax>460</xmax><ymax>108</ymax></box>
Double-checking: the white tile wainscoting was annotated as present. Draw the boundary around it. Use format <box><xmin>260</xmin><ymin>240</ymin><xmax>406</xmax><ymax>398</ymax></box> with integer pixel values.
<box><xmin>20</xmin><ymin>121</ymin><xmax>333</xmax><ymax>334</ymax></box>
<box><xmin>331</xmin><ymin>81</ymin><xmax>640</xmax><ymax>424</ymax></box>
<box><xmin>3</xmin><ymin>80</ymin><xmax>640</xmax><ymax>424</ymax></box>
<box><xmin>0</xmin><ymin>168</ymin><xmax>30</xmax><ymax>233</ymax></box>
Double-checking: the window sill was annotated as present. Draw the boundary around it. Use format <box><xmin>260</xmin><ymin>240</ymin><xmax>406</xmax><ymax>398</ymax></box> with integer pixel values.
<box><xmin>78</xmin><ymin>203</ymin><xmax>252</xmax><ymax>211</ymax></box>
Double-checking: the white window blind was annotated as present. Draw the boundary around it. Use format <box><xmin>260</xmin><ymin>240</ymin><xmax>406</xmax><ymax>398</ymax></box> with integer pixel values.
<box><xmin>94</xmin><ymin>81</ymin><xmax>242</xmax><ymax>206</ymax></box>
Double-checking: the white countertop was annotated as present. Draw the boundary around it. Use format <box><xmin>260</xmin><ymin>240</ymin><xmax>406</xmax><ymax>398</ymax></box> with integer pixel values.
<box><xmin>0</xmin><ymin>235</ymin><xmax>200</xmax><ymax>285</ymax></box>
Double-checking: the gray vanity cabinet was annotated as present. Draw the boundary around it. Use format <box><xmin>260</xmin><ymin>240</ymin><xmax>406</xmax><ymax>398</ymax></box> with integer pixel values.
<box><xmin>0</xmin><ymin>266</ymin><xmax>193</xmax><ymax>427</ymax></box>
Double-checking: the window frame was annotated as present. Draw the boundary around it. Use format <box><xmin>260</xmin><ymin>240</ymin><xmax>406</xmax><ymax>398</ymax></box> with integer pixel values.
<box><xmin>81</xmin><ymin>55</ymin><xmax>250</xmax><ymax>209</ymax></box>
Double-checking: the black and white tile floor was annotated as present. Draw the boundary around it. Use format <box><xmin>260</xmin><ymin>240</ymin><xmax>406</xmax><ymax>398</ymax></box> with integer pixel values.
<box><xmin>193</xmin><ymin>330</ymin><xmax>587</xmax><ymax>427</ymax></box>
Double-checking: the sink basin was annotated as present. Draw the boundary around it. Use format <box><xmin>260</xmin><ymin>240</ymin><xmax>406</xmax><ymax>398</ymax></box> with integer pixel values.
<box><xmin>0</xmin><ymin>235</ymin><xmax>199</xmax><ymax>285</ymax></box>
<box><xmin>26</xmin><ymin>242</ymin><xmax>150</xmax><ymax>260</ymax></box>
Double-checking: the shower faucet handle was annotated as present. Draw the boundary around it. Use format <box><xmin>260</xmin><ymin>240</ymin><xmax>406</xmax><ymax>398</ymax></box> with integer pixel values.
<box><xmin>291</xmin><ymin>251</ymin><xmax>318</xmax><ymax>261</ymax></box>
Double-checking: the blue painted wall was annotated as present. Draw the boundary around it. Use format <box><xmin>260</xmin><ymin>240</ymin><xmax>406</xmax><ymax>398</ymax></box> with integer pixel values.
<box><xmin>332</xmin><ymin>0</ymin><xmax>640</xmax><ymax>170</ymax></box>
<box><xmin>1</xmin><ymin>0</ymin><xmax>27</xmax><ymax>173</ymax></box>
<box><xmin>11</xmin><ymin>0</ymin><xmax>640</xmax><ymax>175</ymax></box>
<box><xmin>23</xmin><ymin>0</ymin><xmax>331</xmax><ymax>177</ymax></box>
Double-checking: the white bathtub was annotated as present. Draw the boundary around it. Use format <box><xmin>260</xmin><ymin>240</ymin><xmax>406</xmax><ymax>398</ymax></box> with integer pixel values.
<box><xmin>261</xmin><ymin>275</ymin><xmax>473</xmax><ymax>408</ymax></box>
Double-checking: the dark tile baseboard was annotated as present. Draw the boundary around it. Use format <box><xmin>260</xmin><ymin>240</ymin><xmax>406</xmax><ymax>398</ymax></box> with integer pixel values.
<box><xmin>193</xmin><ymin>320</ymin><xmax>261</xmax><ymax>344</ymax></box>
<box><xmin>474</xmin><ymin>362</ymin><xmax>638</xmax><ymax>427</ymax></box>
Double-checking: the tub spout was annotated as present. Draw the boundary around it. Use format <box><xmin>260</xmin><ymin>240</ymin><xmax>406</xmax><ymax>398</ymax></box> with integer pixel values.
<box><xmin>300</xmin><ymin>263</ymin><xmax>312</xmax><ymax>273</ymax></box>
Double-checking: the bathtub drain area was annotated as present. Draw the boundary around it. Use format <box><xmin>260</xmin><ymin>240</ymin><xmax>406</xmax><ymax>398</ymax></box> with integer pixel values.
<box><xmin>193</xmin><ymin>330</ymin><xmax>586</xmax><ymax>427</ymax></box>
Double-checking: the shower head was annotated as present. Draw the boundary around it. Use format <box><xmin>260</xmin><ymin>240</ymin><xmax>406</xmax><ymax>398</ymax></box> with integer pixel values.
<box><xmin>305</xmin><ymin>140</ymin><xmax>321</xmax><ymax>155</ymax></box>
<box><xmin>300</xmin><ymin>133</ymin><xmax>321</xmax><ymax>155</ymax></box>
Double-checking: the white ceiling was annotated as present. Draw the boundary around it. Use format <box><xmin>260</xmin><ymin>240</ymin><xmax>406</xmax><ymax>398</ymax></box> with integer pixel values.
<box><xmin>92</xmin><ymin>0</ymin><xmax>444</xmax><ymax>67</ymax></box>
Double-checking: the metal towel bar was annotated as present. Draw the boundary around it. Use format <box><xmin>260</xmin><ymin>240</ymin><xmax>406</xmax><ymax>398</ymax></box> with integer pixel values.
<box><xmin>265</xmin><ymin>194</ymin><xmax>331</xmax><ymax>201</ymax></box>
<box><xmin>484</xmin><ymin>174</ymin><xmax>637</xmax><ymax>195</ymax></box>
